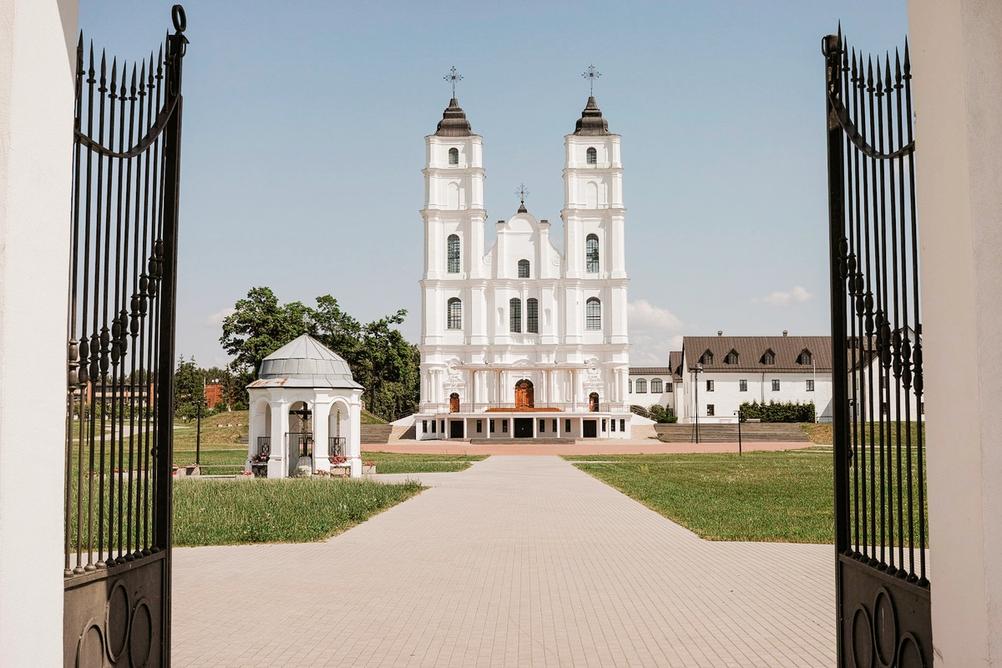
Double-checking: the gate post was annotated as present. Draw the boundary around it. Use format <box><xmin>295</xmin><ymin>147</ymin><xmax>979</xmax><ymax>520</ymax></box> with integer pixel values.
<box><xmin>0</xmin><ymin>1</ymin><xmax>77</xmax><ymax>664</ymax></box>
<box><xmin>909</xmin><ymin>1</ymin><xmax>1002</xmax><ymax>663</ymax></box>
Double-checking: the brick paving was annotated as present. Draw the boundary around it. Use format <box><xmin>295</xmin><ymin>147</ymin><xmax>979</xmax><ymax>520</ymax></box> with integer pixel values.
<box><xmin>172</xmin><ymin>456</ymin><xmax>835</xmax><ymax>667</ymax></box>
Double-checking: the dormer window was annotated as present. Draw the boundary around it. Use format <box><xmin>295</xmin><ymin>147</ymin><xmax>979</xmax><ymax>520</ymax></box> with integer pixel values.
<box><xmin>761</xmin><ymin>349</ymin><xmax>776</xmax><ymax>365</ymax></box>
<box><xmin>724</xmin><ymin>349</ymin><xmax>739</xmax><ymax>365</ymax></box>
<box><xmin>586</xmin><ymin>147</ymin><xmax>597</xmax><ymax>164</ymax></box>
<box><xmin>517</xmin><ymin>259</ymin><xmax>530</xmax><ymax>278</ymax></box>
<box><xmin>699</xmin><ymin>350</ymin><xmax>713</xmax><ymax>365</ymax></box>
<box><xmin>797</xmin><ymin>349</ymin><xmax>813</xmax><ymax>366</ymax></box>
<box><xmin>448</xmin><ymin>147</ymin><xmax>459</xmax><ymax>165</ymax></box>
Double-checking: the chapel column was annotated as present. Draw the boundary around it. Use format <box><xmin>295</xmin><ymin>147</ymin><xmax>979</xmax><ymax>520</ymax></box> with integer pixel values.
<box><xmin>268</xmin><ymin>399</ymin><xmax>289</xmax><ymax>478</ymax></box>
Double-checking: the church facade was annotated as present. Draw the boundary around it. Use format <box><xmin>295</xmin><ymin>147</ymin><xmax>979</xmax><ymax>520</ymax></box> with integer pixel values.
<box><xmin>415</xmin><ymin>92</ymin><xmax>631</xmax><ymax>440</ymax></box>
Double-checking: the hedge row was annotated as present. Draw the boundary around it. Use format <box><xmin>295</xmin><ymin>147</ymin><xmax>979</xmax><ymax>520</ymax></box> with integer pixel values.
<box><xmin>739</xmin><ymin>400</ymin><xmax>815</xmax><ymax>423</ymax></box>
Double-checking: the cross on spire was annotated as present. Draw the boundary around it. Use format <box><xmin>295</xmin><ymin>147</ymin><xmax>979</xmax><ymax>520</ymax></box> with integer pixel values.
<box><xmin>581</xmin><ymin>64</ymin><xmax>602</xmax><ymax>95</ymax></box>
<box><xmin>443</xmin><ymin>65</ymin><xmax>463</xmax><ymax>97</ymax></box>
<box><xmin>516</xmin><ymin>183</ymin><xmax>529</xmax><ymax>205</ymax></box>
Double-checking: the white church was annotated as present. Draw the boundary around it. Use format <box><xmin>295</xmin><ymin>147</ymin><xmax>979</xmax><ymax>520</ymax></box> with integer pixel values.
<box><xmin>414</xmin><ymin>80</ymin><xmax>632</xmax><ymax>440</ymax></box>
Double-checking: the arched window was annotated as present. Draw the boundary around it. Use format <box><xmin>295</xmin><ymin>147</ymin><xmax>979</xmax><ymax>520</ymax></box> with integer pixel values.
<box><xmin>724</xmin><ymin>349</ymin><xmax>739</xmax><ymax>365</ymax></box>
<box><xmin>448</xmin><ymin>147</ymin><xmax>459</xmax><ymax>165</ymax></box>
<box><xmin>586</xmin><ymin>234</ymin><xmax>600</xmax><ymax>273</ymax></box>
<box><xmin>650</xmin><ymin>378</ymin><xmax>663</xmax><ymax>394</ymax></box>
<box><xmin>526</xmin><ymin>298</ymin><xmax>539</xmax><ymax>333</ymax></box>
<box><xmin>509</xmin><ymin>298</ymin><xmax>522</xmax><ymax>333</ymax></box>
<box><xmin>797</xmin><ymin>349</ymin><xmax>813</xmax><ymax>365</ymax></box>
<box><xmin>447</xmin><ymin>298</ymin><xmax>462</xmax><ymax>330</ymax></box>
<box><xmin>586</xmin><ymin>147</ymin><xmax>597</xmax><ymax>164</ymax></box>
<box><xmin>517</xmin><ymin>259</ymin><xmax>530</xmax><ymax>278</ymax></box>
<box><xmin>585</xmin><ymin>297</ymin><xmax>601</xmax><ymax>330</ymax></box>
<box><xmin>635</xmin><ymin>378</ymin><xmax>648</xmax><ymax>393</ymax></box>
<box><xmin>699</xmin><ymin>350</ymin><xmax>714</xmax><ymax>365</ymax></box>
<box><xmin>447</xmin><ymin>234</ymin><xmax>460</xmax><ymax>273</ymax></box>
<box><xmin>762</xmin><ymin>349</ymin><xmax>776</xmax><ymax>365</ymax></box>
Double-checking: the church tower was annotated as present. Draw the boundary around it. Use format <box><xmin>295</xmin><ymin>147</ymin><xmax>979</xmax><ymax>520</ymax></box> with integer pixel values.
<box><xmin>561</xmin><ymin>92</ymin><xmax>628</xmax><ymax>346</ymax></box>
<box><xmin>420</xmin><ymin>75</ymin><xmax>487</xmax><ymax>350</ymax></box>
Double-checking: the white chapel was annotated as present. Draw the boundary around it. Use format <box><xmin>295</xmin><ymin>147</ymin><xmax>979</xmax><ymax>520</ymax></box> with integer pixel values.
<box><xmin>415</xmin><ymin>80</ymin><xmax>631</xmax><ymax>440</ymax></box>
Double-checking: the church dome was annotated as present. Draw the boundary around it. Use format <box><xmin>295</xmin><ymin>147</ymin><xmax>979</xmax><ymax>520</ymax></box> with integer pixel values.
<box><xmin>435</xmin><ymin>97</ymin><xmax>473</xmax><ymax>136</ymax></box>
<box><xmin>253</xmin><ymin>334</ymin><xmax>362</xmax><ymax>389</ymax></box>
<box><xmin>573</xmin><ymin>96</ymin><xmax>610</xmax><ymax>135</ymax></box>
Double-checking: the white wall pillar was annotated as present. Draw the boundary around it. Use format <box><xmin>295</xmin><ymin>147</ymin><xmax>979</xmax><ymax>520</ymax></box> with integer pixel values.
<box><xmin>909</xmin><ymin>1</ymin><xmax>1002</xmax><ymax>664</ymax></box>
<box><xmin>0</xmin><ymin>1</ymin><xmax>76</xmax><ymax>664</ymax></box>
<box><xmin>268</xmin><ymin>400</ymin><xmax>289</xmax><ymax>478</ymax></box>
<box><xmin>313</xmin><ymin>398</ymin><xmax>333</xmax><ymax>473</ymax></box>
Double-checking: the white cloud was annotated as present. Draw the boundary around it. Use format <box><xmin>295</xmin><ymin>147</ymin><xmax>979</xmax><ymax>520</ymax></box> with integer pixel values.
<box><xmin>628</xmin><ymin>299</ymin><xmax>684</xmax><ymax>365</ymax></box>
<box><xmin>206</xmin><ymin>307</ymin><xmax>235</xmax><ymax>327</ymax></box>
<box><xmin>755</xmin><ymin>285</ymin><xmax>812</xmax><ymax>306</ymax></box>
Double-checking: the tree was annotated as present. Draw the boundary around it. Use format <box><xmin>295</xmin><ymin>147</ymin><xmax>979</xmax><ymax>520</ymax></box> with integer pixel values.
<box><xmin>219</xmin><ymin>287</ymin><xmax>311</xmax><ymax>377</ymax></box>
<box><xmin>217</xmin><ymin>288</ymin><xmax>421</xmax><ymax>422</ymax></box>
<box><xmin>174</xmin><ymin>356</ymin><xmax>205</xmax><ymax>420</ymax></box>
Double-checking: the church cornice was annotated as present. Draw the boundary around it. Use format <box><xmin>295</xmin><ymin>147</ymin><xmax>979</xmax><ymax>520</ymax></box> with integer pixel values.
<box><xmin>421</xmin><ymin>208</ymin><xmax>487</xmax><ymax>220</ymax></box>
<box><xmin>422</xmin><ymin>167</ymin><xmax>485</xmax><ymax>176</ymax></box>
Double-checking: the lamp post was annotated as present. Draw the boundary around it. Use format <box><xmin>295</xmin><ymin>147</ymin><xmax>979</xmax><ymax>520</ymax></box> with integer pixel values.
<box><xmin>195</xmin><ymin>374</ymin><xmax>204</xmax><ymax>466</ymax></box>
<box><xmin>693</xmin><ymin>362</ymin><xmax>701</xmax><ymax>446</ymax></box>
<box><xmin>734</xmin><ymin>408</ymin><xmax>743</xmax><ymax>456</ymax></box>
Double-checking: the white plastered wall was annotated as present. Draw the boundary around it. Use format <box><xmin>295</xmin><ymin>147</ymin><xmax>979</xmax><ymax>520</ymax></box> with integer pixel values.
<box><xmin>0</xmin><ymin>0</ymin><xmax>78</xmax><ymax>664</ymax></box>
<box><xmin>909</xmin><ymin>0</ymin><xmax>1002</xmax><ymax>664</ymax></box>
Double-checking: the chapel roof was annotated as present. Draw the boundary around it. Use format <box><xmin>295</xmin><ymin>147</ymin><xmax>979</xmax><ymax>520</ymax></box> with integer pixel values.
<box><xmin>573</xmin><ymin>96</ymin><xmax>610</xmax><ymax>135</ymax></box>
<box><xmin>247</xmin><ymin>334</ymin><xmax>363</xmax><ymax>390</ymax></box>
<box><xmin>435</xmin><ymin>97</ymin><xmax>473</xmax><ymax>136</ymax></box>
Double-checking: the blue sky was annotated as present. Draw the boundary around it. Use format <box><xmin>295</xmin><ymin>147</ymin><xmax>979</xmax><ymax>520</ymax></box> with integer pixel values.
<box><xmin>81</xmin><ymin>0</ymin><xmax>908</xmax><ymax>367</ymax></box>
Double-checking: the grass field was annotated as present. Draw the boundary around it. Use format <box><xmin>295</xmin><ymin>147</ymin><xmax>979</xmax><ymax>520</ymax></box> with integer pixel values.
<box><xmin>172</xmin><ymin>477</ymin><xmax>423</xmax><ymax>546</ymax></box>
<box><xmin>361</xmin><ymin>451</ymin><xmax>487</xmax><ymax>474</ymax></box>
<box><xmin>568</xmin><ymin>448</ymin><xmax>927</xmax><ymax>545</ymax></box>
<box><xmin>568</xmin><ymin>450</ymin><xmax>836</xmax><ymax>543</ymax></box>
<box><xmin>801</xmin><ymin>421</ymin><xmax>926</xmax><ymax>448</ymax></box>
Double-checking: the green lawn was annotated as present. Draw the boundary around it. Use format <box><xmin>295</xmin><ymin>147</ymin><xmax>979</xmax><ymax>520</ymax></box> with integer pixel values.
<box><xmin>567</xmin><ymin>450</ymin><xmax>836</xmax><ymax>543</ymax></box>
<box><xmin>362</xmin><ymin>451</ymin><xmax>487</xmax><ymax>474</ymax></box>
<box><xmin>568</xmin><ymin>448</ymin><xmax>928</xmax><ymax>545</ymax></box>
<box><xmin>172</xmin><ymin>477</ymin><xmax>423</xmax><ymax>546</ymax></box>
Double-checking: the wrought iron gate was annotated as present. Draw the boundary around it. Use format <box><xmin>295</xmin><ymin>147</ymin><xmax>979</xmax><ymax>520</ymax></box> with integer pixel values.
<box><xmin>63</xmin><ymin>6</ymin><xmax>187</xmax><ymax>666</ymax></box>
<box><xmin>824</xmin><ymin>30</ymin><xmax>931</xmax><ymax>667</ymax></box>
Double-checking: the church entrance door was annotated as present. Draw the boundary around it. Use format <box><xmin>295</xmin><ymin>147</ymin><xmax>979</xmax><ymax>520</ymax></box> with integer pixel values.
<box><xmin>449</xmin><ymin>420</ymin><xmax>464</xmax><ymax>439</ymax></box>
<box><xmin>514</xmin><ymin>379</ymin><xmax>534</xmax><ymax>410</ymax></box>
<box><xmin>582</xmin><ymin>420</ymin><xmax>598</xmax><ymax>438</ymax></box>
<box><xmin>514</xmin><ymin>418</ymin><xmax>533</xmax><ymax>438</ymax></box>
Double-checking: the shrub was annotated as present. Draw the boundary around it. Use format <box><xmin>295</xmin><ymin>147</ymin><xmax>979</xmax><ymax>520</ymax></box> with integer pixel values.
<box><xmin>647</xmin><ymin>404</ymin><xmax>678</xmax><ymax>424</ymax></box>
<box><xmin>739</xmin><ymin>400</ymin><xmax>815</xmax><ymax>423</ymax></box>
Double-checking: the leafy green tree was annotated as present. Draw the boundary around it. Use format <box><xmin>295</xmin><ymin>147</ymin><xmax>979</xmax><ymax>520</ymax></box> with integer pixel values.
<box><xmin>174</xmin><ymin>356</ymin><xmax>205</xmax><ymax>420</ymax></box>
<box><xmin>219</xmin><ymin>287</ymin><xmax>311</xmax><ymax>377</ymax></box>
<box><xmin>217</xmin><ymin>287</ymin><xmax>420</xmax><ymax>421</ymax></box>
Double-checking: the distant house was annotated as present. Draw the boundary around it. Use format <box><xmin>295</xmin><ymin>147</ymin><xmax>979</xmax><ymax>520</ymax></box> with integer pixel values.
<box><xmin>669</xmin><ymin>333</ymin><xmax>834</xmax><ymax>424</ymax></box>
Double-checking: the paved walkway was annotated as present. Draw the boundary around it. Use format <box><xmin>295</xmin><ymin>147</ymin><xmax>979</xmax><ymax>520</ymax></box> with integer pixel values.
<box><xmin>366</xmin><ymin>439</ymin><xmax>812</xmax><ymax>456</ymax></box>
<box><xmin>172</xmin><ymin>456</ymin><xmax>834</xmax><ymax>667</ymax></box>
